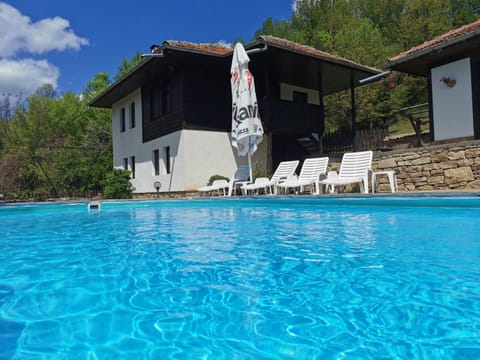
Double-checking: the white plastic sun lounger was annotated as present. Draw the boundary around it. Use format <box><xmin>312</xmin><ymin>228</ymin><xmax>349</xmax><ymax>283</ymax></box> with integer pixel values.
<box><xmin>277</xmin><ymin>157</ymin><xmax>329</xmax><ymax>195</ymax></box>
<box><xmin>243</xmin><ymin>160</ymin><xmax>299</xmax><ymax>195</ymax></box>
<box><xmin>319</xmin><ymin>151</ymin><xmax>373</xmax><ymax>194</ymax></box>
<box><xmin>197</xmin><ymin>179</ymin><xmax>229</xmax><ymax>196</ymax></box>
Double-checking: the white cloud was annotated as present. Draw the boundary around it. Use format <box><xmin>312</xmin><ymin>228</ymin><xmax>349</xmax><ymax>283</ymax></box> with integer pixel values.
<box><xmin>0</xmin><ymin>3</ymin><xmax>88</xmax><ymax>96</ymax></box>
<box><xmin>0</xmin><ymin>2</ymin><xmax>89</xmax><ymax>57</ymax></box>
<box><xmin>292</xmin><ymin>0</ymin><xmax>298</xmax><ymax>11</ymax></box>
<box><xmin>216</xmin><ymin>40</ymin><xmax>232</xmax><ymax>48</ymax></box>
<box><xmin>0</xmin><ymin>58</ymin><xmax>59</xmax><ymax>97</ymax></box>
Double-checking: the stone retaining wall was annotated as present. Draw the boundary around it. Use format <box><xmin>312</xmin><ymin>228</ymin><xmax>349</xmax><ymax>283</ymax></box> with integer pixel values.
<box><xmin>372</xmin><ymin>139</ymin><xmax>480</xmax><ymax>192</ymax></box>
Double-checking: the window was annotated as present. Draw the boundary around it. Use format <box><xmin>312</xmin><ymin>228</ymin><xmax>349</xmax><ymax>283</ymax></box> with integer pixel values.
<box><xmin>130</xmin><ymin>156</ymin><xmax>136</xmax><ymax>179</ymax></box>
<box><xmin>153</xmin><ymin>149</ymin><xmax>160</xmax><ymax>176</ymax></box>
<box><xmin>130</xmin><ymin>102</ymin><xmax>136</xmax><ymax>128</ymax></box>
<box><xmin>163</xmin><ymin>146</ymin><xmax>171</xmax><ymax>174</ymax></box>
<box><xmin>123</xmin><ymin>157</ymin><xmax>128</xmax><ymax>170</ymax></box>
<box><xmin>293</xmin><ymin>91</ymin><xmax>308</xmax><ymax>104</ymax></box>
<box><xmin>151</xmin><ymin>88</ymin><xmax>162</xmax><ymax>120</ymax></box>
<box><xmin>150</xmin><ymin>82</ymin><xmax>172</xmax><ymax>120</ymax></box>
<box><xmin>162</xmin><ymin>82</ymin><xmax>172</xmax><ymax>115</ymax></box>
<box><xmin>120</xmin><ymin>107</ymin><xmax>126</xmax><ymax>132</ymax></box>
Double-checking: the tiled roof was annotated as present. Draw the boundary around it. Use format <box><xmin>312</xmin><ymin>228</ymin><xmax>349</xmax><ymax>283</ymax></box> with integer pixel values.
<box><xmin>162</xmin><ymin>40</ymin><xmax>231</xmax><ymax>56</ymax></box>
<box><xmin>388</xmin><ymin>19</ymin><xmax>480</xmax><ymax>64</ymax></box>
<box><xmin>258</xmin><ymin>35</ymin><xmax>379</xmax><ymax>72</ymax></box>
<box><xmin>157</xmin><ymin>36</ymin><xmax>379</xmax><ymax>73</ymax></box>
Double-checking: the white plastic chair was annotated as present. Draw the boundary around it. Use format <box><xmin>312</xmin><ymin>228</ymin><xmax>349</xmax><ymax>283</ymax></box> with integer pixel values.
<box><xmin>243</xmin><ymin>160</ymin><xmax>299</xmax><ymax>195</ymax></box>
<box><xmin>319</xmin><ymin>151</ymin><xmax>373</xmax><ymax>194</ymax></box>
<box><xmin>277</xmin><ymin>157</ymin><xmax>329</xmax><ymax>195</ymax></box>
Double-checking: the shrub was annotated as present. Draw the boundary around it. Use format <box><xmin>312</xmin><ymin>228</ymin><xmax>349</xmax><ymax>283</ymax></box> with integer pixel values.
<box><xmin>253</xmin><ymin>163</ymin><xmax>269</xmax><ymax>179</ymax></box>
<box><xmin>207</xmin><ymin>174</ymin><xmax>229</xmax><ymax>186</ymax></box>
<box><xmin>103</xmin><ymin>169</ymin><xmax>132</xmax><ymax>199</ymax></box>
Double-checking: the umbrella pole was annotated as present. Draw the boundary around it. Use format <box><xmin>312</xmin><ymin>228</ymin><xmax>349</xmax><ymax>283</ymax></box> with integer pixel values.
<box><xmin>248</xmin><ymin>154</ymin><xmax>253</xmax><ymax>183</ymax></box>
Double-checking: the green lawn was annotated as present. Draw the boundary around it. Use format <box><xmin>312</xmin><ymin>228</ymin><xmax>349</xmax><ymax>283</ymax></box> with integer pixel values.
<box><xmin>389</xmin><ymin>117</ymin><xmax>429</xmax><ymax>136</ymax></box>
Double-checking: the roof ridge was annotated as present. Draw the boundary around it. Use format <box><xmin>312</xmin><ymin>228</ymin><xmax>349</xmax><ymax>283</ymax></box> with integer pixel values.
<box><xmin>163</xmin><ymin>40</ymin><xmax>230</xmax><ymax>48</ymax></box>
<box><xmin>160</xmin><ymin>40</ymin><xmax>232</xmax><ymax>56</ymax></box>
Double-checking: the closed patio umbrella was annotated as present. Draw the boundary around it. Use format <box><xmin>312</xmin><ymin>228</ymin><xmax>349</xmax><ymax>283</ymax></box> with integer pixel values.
<box><xmin>230</xmin><ymin>42</ymin><xmax>264</xmax><ymax>182</ymax></box>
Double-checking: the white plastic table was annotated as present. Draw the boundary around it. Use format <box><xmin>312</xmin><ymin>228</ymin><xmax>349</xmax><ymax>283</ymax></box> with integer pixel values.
<box><xmin>371</xmin><ymin>170</ymin><xmax>397</xmax><ymax>193</ymax></box>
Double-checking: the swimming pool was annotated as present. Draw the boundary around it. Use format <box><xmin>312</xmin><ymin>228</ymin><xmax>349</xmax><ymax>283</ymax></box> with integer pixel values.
<box><xmin>0</xmin><ymin>196</ymin><xmax>479</xmax><ymax>359</ymax></box>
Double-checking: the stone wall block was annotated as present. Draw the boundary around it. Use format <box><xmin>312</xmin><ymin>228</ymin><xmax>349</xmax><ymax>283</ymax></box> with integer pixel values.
<box><xmin>427</xmin><ymin>176</ymin><xmax>445</xmax><ymax>185</ymax></box>
<box><xmin>448</xmin><ymin>150</ymin><xmax>465</xmax><ymax>160</ymax></box>
<box><xmin>411</xmin><ymin>157</ymin><xmax>432</xmax><ymax>165</ymax></box>
<box><xmin>466</xmin><ymin>180</ymin><xmax>480</xmax><ymax>189</ymax></box>
<box><xmin>377</xmin><ymin>158</ymin><xmax>396</xmax><ymax>169</ymax></box>
<box><xmin>410</xmin><ymin>173</ymin><xmax>428</xmax><ymax>180</ymax></box>
<box><xmin>444</xmin><ymin>167</ymin><xmax>474</xmax><ymax>185</ymax></box>
<box><xmin>439</xmin><ymin>161</ymin><xmax>459</xmax><ymax>170</ymax></box>
<box><xmin>402</xmin><ymin>153</ymin><xmax>420</xmax><ymax>161</ymax></box>
<box><xmin>431</xmin><ymin>149</ymin><xmax>449</xmax><ymax>161</ymax></box>
<box><xmin>465</xmin><ymin>149</ymin><xmax>480</xmax><ymax>158</ymax></box>
<box><xmin>403</xmin><ymin>165</ymin><xmax>422</xmax><ymax>173</ymax></box>
<box><xmin>417</xmin><ymin>185</ymin><xmax>434</xmax><ymax>190</ymax></box>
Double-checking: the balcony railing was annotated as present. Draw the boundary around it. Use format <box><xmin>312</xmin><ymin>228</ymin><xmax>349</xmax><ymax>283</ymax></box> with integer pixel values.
<box><xmin>259</xmin><ymin>98</ymin><xmax>324</xmax><ymax>133</ymax></box>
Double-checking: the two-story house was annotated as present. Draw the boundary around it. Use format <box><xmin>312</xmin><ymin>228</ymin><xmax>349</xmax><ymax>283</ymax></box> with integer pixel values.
<box><xmin>89</xmin><ymin>36</ymin><xmax>379</xmax><ymax>194</ymax></box>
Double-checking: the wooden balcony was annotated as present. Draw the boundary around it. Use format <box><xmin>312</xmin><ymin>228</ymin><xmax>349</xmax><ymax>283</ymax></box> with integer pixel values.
<box><xmin>259</xmin><ymin>97</ymin><xmax>324</xmax><ymax>133</ymax></box>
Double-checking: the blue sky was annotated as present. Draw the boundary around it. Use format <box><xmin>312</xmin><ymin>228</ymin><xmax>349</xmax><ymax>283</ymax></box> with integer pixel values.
<box><xmin>0</xmin><ymin>1</ymin><xmax>295</xmax><ymax>98</ymax></box>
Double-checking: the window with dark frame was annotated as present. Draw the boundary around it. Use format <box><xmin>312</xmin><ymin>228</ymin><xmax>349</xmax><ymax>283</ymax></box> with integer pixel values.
<box><xmin>120</xmin><ymin>107</ymin><xmax>126</xmax><ymax>132</ymax></box>
<box><xmin>123</xmin><ymin>157</ymin><xmax>128</xmax><ymax>170</ymax></box>
<box><xmin>130</xmin><ymin>156</ymin><xmax>136</xmax><ymax>179</ymax></box>
<box><xmin>162</xmin><ymin>82</ymin><xmax>172</xmax><ymax>115</ymax></box>
<box><xmin>130</xmin><ymin>102</ymin><xmax>136</xmax><ymax>128</ymax></box>
<box><xmin>149</xmin><ymin>82</ymin><xmax>172</xmax><ymax>120</ymax></box>
<box><xmin>153</xmin><ymin>149</ymin><xmax>160</xmax><ymax>176</ymax></box>
<box><xmin>164</xmin><ymin>146</ymin><xmax>170</xmax><ymax>174</ymax></box>
<box><xmin>293</xmin><ymin>91</ymin><xmax>308</xmax><ymax>104</ymax></box>
<box><xmin>151</xmin><ymin>88</ymin><xmax>162</xmax><ymax>120</ymax></box>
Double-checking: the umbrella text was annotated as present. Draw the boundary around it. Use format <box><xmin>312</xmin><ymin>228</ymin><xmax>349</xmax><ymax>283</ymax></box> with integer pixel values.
<box><xmin>232</xmin><ymin>103</ymin><xmax>259</xmax><ymax>125</ymax></box>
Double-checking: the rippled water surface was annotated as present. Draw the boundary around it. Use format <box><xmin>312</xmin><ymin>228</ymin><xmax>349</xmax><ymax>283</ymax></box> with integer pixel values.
<box><xmin>1</xmin><ymin>197</ymin><xmax>479</xmax><ymax>359</ymax></box>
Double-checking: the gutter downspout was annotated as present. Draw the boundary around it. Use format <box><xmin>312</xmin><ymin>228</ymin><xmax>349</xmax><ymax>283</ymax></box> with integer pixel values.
<box><xmin>359</xmin><ymin>71</ymin><xmax>390</xmax><ymax>85</ymax></box>
<box><xmin>246</xmin><ymin>44</ymin><xmax>268</xmax><ymax>55</ymax></box>
<box><xmin>141</xmin><ymin>49</ymin><xmax>165</xmax><ymax>58</ymax></box>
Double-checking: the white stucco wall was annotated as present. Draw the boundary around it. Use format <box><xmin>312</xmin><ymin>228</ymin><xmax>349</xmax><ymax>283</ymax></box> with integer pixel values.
<box><xmin>182</xmin><ymin>130</ymin><xmax>269</xmax><ymax>191</ymax></box>
<box><xmin>111</xmin><ymin>90</ymin><xmax>269</xmax><ymax>193</ymax></box>
<box><xmin>431</xmin><ymin>58</ymin><xmax>474</xmax><ymax>141</ymax></box>
<box><xmin>182</xmin><ymin>130</ymin><xmax>239</xmax><ymax>190</ymax></box>
<box><xmin>112</xmin><ymin>90</ymin><xmax>183</xmax><ymax>193</ymax></box>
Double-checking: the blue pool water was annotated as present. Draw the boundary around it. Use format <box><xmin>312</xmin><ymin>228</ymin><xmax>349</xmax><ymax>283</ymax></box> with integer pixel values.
<box><xmin>0</xmin><ymin>196</ymin><xmax>479</xmax><ymax>359</ymax></box>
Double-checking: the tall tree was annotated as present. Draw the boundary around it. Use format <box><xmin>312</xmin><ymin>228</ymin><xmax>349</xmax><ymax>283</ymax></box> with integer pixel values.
<box><xmin>82</xmin><ymin>72</ymin><xmax>111</xmax><ymax>102</ymax></box>
<box><xmin>115</xmin><ymin>51</ymin><xmax>143</xmax><ymax>81</ymax></box>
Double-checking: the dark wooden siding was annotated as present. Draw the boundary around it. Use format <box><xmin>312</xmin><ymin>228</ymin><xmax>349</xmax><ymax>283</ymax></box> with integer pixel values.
<box><xmin>182</xmin><ymin>66</ymin><xmax>231</xmax><ymax>131</ymax></box>
<box><xmin>142</xmin><ymin>73</ymin><xmax>183</xmax><ymax>143</ymax></box>
<box><xmin>260</xmin><ymin>97</ymin><xmax>324</xmax><ymax>133</ymax></box>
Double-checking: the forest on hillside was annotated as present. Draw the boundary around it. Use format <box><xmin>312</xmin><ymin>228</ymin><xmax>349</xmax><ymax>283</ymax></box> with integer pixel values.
<box><xmin>0</xmin><ymin>0</ymin><xmax>478</xmax><ymax>200</ymax></box>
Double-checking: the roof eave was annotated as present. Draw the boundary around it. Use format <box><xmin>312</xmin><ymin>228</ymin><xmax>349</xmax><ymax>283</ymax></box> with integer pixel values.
<box><xmin>88</xmin><ymin>57</ymin><xmax>155</xmax><ymax>108</ymax></box>
<box><xmin>384</xmin><ymin>29</ymin><xmax>480</xmax><ymax>72</ymax></box>
<box><xmin>252</xmin><ymin>36</ymin><xmax>381</xmax><ymax>76</ymax></box>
